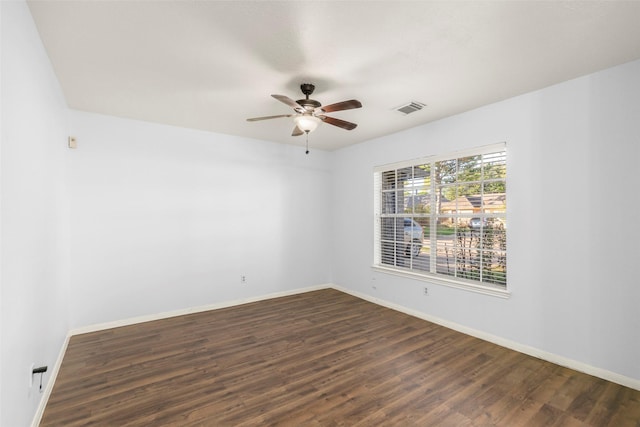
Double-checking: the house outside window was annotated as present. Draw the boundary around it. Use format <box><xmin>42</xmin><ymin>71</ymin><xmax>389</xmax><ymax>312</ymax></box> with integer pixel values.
<box><xmin>373</xmin><ymin>143</ymin><xmax>507</xmax><ymax>296</ymax></box>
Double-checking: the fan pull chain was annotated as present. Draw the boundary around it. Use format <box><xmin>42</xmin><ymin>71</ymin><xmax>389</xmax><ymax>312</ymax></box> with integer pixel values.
<box><xmin>305</xmin><ymin>131</ymin><xmax>310</xmax><ymax>155</ymax></box>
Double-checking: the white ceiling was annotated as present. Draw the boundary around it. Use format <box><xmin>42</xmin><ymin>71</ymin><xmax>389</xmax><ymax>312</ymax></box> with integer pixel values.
<box><xmin>27</xmin><ymin>0</ymin><xmax>640</xmax><ymax>151</ymax></box>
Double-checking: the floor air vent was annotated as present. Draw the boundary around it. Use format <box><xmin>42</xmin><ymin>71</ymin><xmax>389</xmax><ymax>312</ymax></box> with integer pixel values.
<box><xmin>395</xmin><ymin>101</ymin><xmax>426</xmax><ymax>115</ymax></box>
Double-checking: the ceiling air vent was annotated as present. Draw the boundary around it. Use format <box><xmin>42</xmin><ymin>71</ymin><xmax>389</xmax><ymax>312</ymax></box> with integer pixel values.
<box><xmin>395</xmin><ymin>101</ymin><xmax>426</xmax><ymax>115</ymax></box>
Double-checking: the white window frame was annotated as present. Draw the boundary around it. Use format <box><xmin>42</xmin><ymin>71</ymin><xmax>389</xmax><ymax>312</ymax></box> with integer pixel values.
<box><xmin>373</xmin><ymin>143</ymin><xmax>509</xmax><ymax>298</ymax></box>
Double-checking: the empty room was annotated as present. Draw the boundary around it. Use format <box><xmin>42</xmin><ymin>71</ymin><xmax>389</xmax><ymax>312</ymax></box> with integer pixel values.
<box><xmin>2</xmin><ymin>1</ymin><xmax>640</xmax><ymax>426</ymax></box>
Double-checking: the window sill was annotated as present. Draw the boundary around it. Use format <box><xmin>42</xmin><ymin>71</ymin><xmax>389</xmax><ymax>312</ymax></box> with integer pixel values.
<box><xmin>371</xmin><ymin>265</ymin><xmax>511</xmax><ymax>299</ymax></box>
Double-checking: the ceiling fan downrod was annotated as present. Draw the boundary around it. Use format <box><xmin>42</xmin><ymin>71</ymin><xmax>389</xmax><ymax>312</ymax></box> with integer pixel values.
<box><xmin>298</xmin><ymin>83</ymin><xmax>321</xmax><ymax>110</ymax></box>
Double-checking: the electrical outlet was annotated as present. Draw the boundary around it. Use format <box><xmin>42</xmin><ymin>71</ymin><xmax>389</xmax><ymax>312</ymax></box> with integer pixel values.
<box><xmin>423</xmin><ymin>287</ymin><xmax>429</xmax><ymax>296</ymax></box>
<box><xmin>240</xmin><ymin>275</ymin><xmax>246</xmax><ymax>284</ymax></box>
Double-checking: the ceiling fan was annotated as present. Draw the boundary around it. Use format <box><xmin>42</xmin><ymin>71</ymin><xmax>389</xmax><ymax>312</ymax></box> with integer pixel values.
<box><xmin>247</xmin><ymin>83</ymin><xmax>362</xmax><ymax>152</ymax></box>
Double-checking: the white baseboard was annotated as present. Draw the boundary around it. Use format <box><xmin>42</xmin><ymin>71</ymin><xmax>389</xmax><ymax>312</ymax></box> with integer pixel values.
<box><xmin>332</xmin><ymin>284</ymin><xmax>640</xmax><ymax>392</ymax></box>
<box><xmin>69</xmin><ymin>283</ymin><xmax>331</xmax><ymax>336</ymax></box>
<box><xmin>31</xmin><ymin>334</ymin><xmax>70</xmax><ymax>427</ymax></box>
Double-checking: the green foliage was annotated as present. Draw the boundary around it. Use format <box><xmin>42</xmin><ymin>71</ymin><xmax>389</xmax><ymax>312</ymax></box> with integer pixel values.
<box><xmin>424</xmin><ymin>224</ymin><xmax>455</xmax><ymax>236</ymax></box>
<box><xmin>434</xmin><ymin>154</ymin><xmax>506</xmax><ymax>202</ymax></box>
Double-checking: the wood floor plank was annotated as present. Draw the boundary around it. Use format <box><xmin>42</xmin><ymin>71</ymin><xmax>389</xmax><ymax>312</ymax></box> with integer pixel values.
<box><xmin>40</xmin><ymin>289</ymin><xmax>640</xmax><ymax>426</ymax></box>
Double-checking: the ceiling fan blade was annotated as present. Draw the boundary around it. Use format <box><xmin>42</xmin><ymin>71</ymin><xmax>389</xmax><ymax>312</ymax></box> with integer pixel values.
<box><xmin>246</xmin><ymin>114</ymin><xmax>293</xmax><ymax>122</ymax></box>
<box><xmin>320</xmin><ymin>99</ymin><xmax>362</xmax><ymax>113</ymax></box>
<box><xmin>272</xmin><ymin>94</ymin><xmax>304</xmax><ymax>112</ymax></box>
<box><xmin>292</xmin><ymin>126</ymin><xmax>304</xmax><ymax>137</ymax></box>
<box><xmin>319</xmin><ymin>115</ymin><xmax>358</xmax><ymax>131</ymax></box>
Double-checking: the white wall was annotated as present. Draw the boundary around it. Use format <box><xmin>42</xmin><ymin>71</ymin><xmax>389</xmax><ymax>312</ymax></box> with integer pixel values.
<box><xmin>66</xmin><ymin>111</ymin><xmax>332</xmax><ymax>328</ymax></box>
<box><xmin>331</xmin><ymin>59</ymin><xmax>640</xmax><ymax>384</ymax></box>
<box><xmin>1</xmin><ymin>1</ymin><xmax>71</xmax><ymax>425</ymax></box>
<box><xmin>1</xmin><ymin>4</ymin><xmax>332</xmax><ymax>423</ymax></box>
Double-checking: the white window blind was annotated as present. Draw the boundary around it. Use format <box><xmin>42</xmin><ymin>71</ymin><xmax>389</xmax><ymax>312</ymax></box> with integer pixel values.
<box><xmin>373</xmin><ymin>143</ymin><xmax>507</xmax><ymax>291</ymax></box>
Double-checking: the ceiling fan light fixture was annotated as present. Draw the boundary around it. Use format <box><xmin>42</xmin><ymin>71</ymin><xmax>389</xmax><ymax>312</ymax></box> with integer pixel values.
<box><xmin>294</xmin><ymin>114</ymin><xmax>321</xmax><ymax>133</ymax></box>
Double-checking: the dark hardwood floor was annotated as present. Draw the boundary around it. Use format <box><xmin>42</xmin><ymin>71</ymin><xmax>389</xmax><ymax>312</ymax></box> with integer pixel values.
<box><xmin>40</xmin><ymin>289</ymin><xmax>640</xmax><ymax>426</ymax></box>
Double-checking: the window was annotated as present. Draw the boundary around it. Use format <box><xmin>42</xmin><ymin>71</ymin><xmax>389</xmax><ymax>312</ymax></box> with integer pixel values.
<box><xmin>373</xmin><ymin>143</ymin><xmax>507</xmax><ymax>295</ymax></box>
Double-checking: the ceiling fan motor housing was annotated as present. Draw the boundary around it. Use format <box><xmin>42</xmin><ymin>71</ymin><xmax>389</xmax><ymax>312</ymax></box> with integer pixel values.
<box><xmin>297</xmin><ymin>99</ymin><xmax>321</xmax><ymax>109</ymax></box>
<box><xmin>298</xmin><ymin>83</ymin><xmax>322</xmax><ymax>109</ymax></box>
